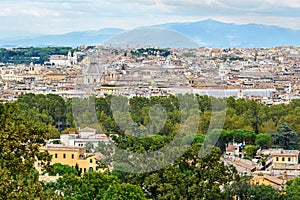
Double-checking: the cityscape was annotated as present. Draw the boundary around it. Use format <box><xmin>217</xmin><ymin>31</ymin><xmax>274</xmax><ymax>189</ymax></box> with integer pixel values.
<box><xmin>1</xmin><ymin>45</ymin><xmax>299</xmax><ymax>104</ymax></box>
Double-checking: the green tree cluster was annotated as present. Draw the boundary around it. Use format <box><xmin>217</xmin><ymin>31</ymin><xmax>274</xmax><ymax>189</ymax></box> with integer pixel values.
<box><xmin>0</xmin><ymin>47</ymin><xmax>73</xmax><ymax>64</ymax></box>
<box><xmin>44</xmin><ymin>172</ymin><xmax>146</xmax><ymax>200</ymax></box>
<box><xmin>0</xmin><ymin>103</ymin><xmax>52</xmax><ymax>199</ymax></box>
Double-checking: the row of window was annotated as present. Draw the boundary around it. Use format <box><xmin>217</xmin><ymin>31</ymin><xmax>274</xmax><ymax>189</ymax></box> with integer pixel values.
<box><xmin>37</xmin><ymin>163</ymin><xmax>99</xmax><ymax>173</ymax></box>
<box><xmin>87</xmin><ymin>79</ymin><xmax>99</xmax><ymax>83</ymax></box>
<box><xmin>54</xmin><ymin>153</ymin><xmax>75</xmax><ymax>159</ymax></box>
<box><xmin>276</xmin><ymin>157</ymin><xmax>292</xmax><ymax>162</ymax></box>
<box><xmin>79</xmin><ymin>166</ymin><xmax>99</xmax><ymax>173</ymax></box>
<box><xmin>53</xmin><ymin>153</ymin><xmax>94</xmax><ymax>164</ymax></box>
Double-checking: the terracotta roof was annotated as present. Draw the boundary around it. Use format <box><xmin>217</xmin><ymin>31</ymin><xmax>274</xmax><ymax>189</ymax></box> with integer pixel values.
<box><xmin>264</xmin><ymin>176</ymin><xmax>285</xmax><ymax>186</ymax></box>
<box><xmin>226</xmin><ymin>145</ymin><xmax>234</xmax><ymax>152</ymax></box>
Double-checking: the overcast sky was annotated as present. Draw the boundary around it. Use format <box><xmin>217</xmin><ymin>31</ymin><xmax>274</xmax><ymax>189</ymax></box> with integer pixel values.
<box><xmin>1</xmin><ymin>0</ymin><xmax>300</xmax><ymax>35</ymax></box>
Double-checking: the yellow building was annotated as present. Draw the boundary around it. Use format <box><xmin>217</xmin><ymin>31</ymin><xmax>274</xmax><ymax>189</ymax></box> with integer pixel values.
<box><xmin>250</xmin><ymin>171</ymin><xmax>286</xmax><ymax>190</ymax></box>
<box><xmin>35</xmin><ymin>145</ymin><xmax>100</xmax><ymax>175</ymax></box>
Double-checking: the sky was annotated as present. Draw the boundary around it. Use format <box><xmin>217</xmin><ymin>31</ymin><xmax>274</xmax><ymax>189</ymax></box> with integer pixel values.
<box><xmin>1</xmin><ymin>0</ymin><xmax>300</xmax><ymax>37</ymax></box>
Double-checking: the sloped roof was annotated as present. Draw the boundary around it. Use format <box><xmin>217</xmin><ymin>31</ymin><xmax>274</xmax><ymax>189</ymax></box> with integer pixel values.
<box><xmin>79</xmin><ymin>127</ymin><xmax>96</xmax><ymax>132</ymax></box>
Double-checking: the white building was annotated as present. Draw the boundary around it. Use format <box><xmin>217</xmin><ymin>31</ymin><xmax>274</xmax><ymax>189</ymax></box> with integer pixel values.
<box><xmin>60</xmin><ymin>127</ymin><xmax>110</xmax><ymax>151</ymax></box>
<box><xmin>49</xmin><ymin>51</ymin><xmax>78</xmax><ymax>66</ymax></box>
<box><xmin>226</xmin><ymin>142</ymin><xmax>245</xmax><ymax>158</ymax></box>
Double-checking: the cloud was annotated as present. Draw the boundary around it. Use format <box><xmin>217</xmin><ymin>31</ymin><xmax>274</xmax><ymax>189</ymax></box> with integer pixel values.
<box><xmin>22</xmin><ymin>8</ymin><xmax>60</xmax><ymax>17</ymax></box>
<box><xmin>0</xmin><ymin>8</ymin><xmax>12</xmax><ymax>16</ymax></box>
<box><xmin>0</xmin><ymin>0</ymin><xmax>300</xmax><ymax>34</ymax></box>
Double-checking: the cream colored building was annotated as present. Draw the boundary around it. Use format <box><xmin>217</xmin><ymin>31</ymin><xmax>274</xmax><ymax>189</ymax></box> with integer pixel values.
<box><xmin>272</xmin><ymin>150</ymin><xmax>299</xmax><ymax>165</ymax></box>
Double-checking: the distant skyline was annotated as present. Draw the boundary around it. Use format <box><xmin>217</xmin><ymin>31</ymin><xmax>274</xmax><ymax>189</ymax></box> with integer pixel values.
<box><xmin>1</xmin><ymin>0</ymin><xmax>300</xmax><ymax>38</ymax></box>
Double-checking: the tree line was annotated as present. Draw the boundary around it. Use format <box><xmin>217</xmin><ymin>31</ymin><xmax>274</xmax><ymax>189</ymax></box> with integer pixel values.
<box><xmin>0</xmin><ymin>47</ymin><xmax>73</xmax><ymax>64</ymax></box>
<box><xmin>16</xmin><ymin>93</ymin><xmax>300</xmax><ymax>149</ymax></box>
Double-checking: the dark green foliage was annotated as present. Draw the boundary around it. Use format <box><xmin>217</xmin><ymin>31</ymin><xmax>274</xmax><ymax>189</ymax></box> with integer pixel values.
<box><xmin>277</xmin><ymin>123</ymin><xmax>299</xmax><ymax>150</ymax></box>
<box><xmin>255</xmin><ymin>133</ymin><xmax>272</xmax><ymax>149</ymax></box>
<box><xmin>0</xmin><ymin>103</ymin><xmax>52</xmax><ymax>199</ymax></box>
<box><xmin>17</xmin><ymin>93</ymin><xmax>68</xmax><ymax>132</ymax></box>
<box><xmin>46</xmin><ymin>163</ymin><xmax>78</xmax><ymax>176</ymax></box>
<box><xmin>285</xmin><ymin>176</ymin><xmax>300</xmax><ymax>200</ymax></box>
<box><xmin>0</xmin><ymin>47</ymin><xmax>73</xmax><ymax>64</ymax></box>
<box><xmin>225</xmin><ymin>177</ymin><xmax>282</xmax><ymax>200</ymax></box>
<box><xmin>44</xmin><ymin>172</ymin><xmax>146</xmax><ymax>200</ymax></box>
<box><xmin>131</xmin><ymin>48</ymin><xmax>170</xmax><ymax>57</ymax></box>
<box><xmin>248</xmin><ymin>185</ymin><xmax>282</xmax><ymax>200</ymax></box>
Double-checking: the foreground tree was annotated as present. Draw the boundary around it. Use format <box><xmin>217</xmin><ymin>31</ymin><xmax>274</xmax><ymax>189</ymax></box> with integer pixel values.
<box><xmin>45</xmin><ymin>163</ymin><xmax>78</xmax><ymax>176</ymax></box>
<box><xmin>224</xmin><ymin>178</ymin><xmax>282</xmax><ymax>200</ymax></box>
<box><xmin>111</xmin><ymin>143</ymin><xmax>238</xmax><ymax>200</ymax></box>
<box><xmin>44</xmin><ymin>172</ymin><xmax>146</xmax><ymax>199</ymax></box>
<box><xmin>285</xmin><ymin>176</ymin><xmax>300</xmax><ymax>200</ymax></box>
<box><xmin>248</xmin><ymin>185</ymin><xmax>282</xmax><ymax>200</ymax></box>
<box><xmin>0</xmin><ymin>103</ymin><xmax>52</xmax><ymax>199</ymax></box>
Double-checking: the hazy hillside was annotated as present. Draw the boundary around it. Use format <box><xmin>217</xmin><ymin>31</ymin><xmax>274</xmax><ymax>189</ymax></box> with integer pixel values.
<box><xmin>1</xmin><ymin>28</ymin><xmax>125</xmax><ymax>47</ymax></box>
<box><xmin>158</xmin><ymin>19</ymin><xmax>300</xmax><ymax>47</ymax></box>
<box><xmin>104</xmin><ymin>27</ymin><xmax>199</xmax><ymax>48</ymax></box>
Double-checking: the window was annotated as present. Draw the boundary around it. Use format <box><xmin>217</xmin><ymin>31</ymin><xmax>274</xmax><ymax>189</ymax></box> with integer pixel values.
<box><xmin>282</xmin><ymin>157</ymin><xmax>285</xmax><ymax>162</ymax></box>
<box><xmin>72</xmin><ymin>154</ymin><xmax>74</xmax><ymax>159</ymax></box>
<box><xmin>89</xmin><ymin>167</ymin><xmax>93</xmax><ymax>172</ymax></box>
<box><xmin>96</xmin><ymin>166</ymin><xmax>99</xmax><ymax>171</ymax></box>
<box><xmin>63</xmin><ymin>154</ymin><xmax>66</xmax><ymax>159</ymax></box>
<box><xmin>90</xmin><ymin>159</ymin><xmax>93</xmax><ymax>164</ymax></box>
<box><xmin>94</xmin><ymin>79</ymin><xmax>96</xmax><ymax>82</ymax></box>
<box><xmin>55</xmin><ymin>153</ymin><xmax>58</xmax><ymax>158</ymax></box>
<box><xmin>288</xmin><ymin>157</ymin><xmax>291</xmax><ymax>162</ymax></box>
<box><xmin>276</xmin><ymin>157</ymin><xmax>279</xmax><ymax>161</ymax></box>
<box><xmin>84</xmin><ymin>168</ymin><xmax>86</xmax><ymax>173</ymax></box>
<box><xmin>38</xmin><ymin>162</ymin><xmax>42</xmax><ymax>168</ymax></box>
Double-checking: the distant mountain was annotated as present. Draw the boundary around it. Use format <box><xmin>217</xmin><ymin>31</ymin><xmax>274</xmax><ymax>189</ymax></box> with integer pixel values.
<box><xmin>104</xmin><ymin>27</ymin><xmax>199</xmax><ymax>48</ymax></box>
<box><xmin>1</xmin><ymin>28</ymin><xmax>125</xmax><ymax>47</ymax></box>
<box><xmin>1</xmin><ymin>20</ymin><xmax>300</xmax><ymax>47</ymax></box>
<box><xmin>151</xmin><ymin>19</ymin><xmax>300</xmax><ymax>47</ymax></box>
